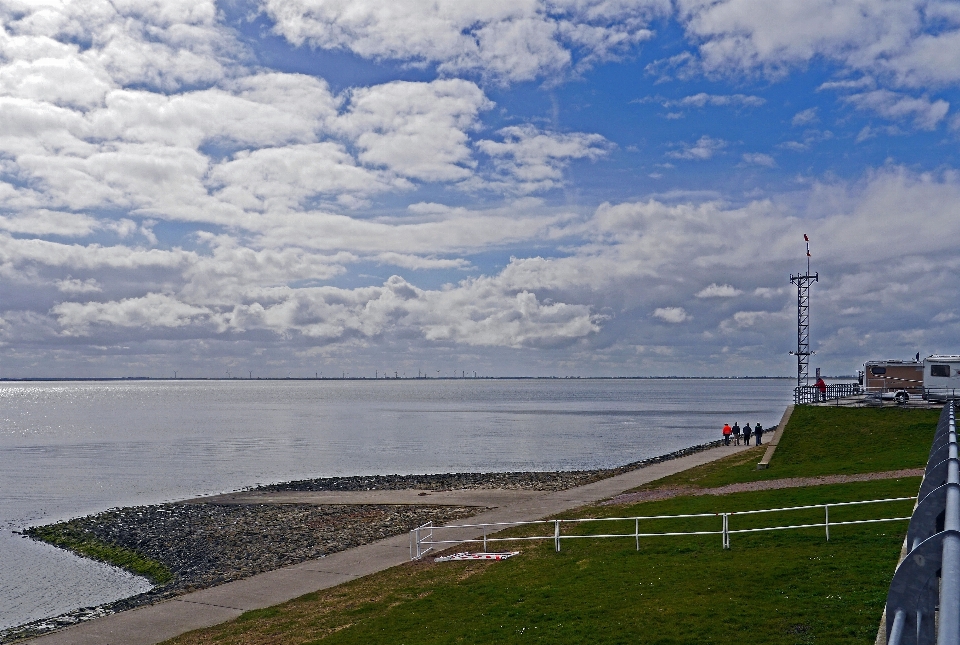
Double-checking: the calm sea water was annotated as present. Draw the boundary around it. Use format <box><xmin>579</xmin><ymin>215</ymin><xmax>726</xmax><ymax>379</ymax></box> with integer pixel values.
<box><xmin>0</xmin><ymin>378</ymin><xmax>793</xmax><ymax>629</ymax></box>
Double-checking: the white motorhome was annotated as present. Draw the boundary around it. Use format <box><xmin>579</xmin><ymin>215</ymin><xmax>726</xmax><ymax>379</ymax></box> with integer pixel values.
<box><xmin>861</xmin><ymin>360</ymin><xmax>923</xmax><ymax>404</ymax></box>
<box><xmin>923</xmin><ymin>355</ymin><xmax>960</xmax><ymax>401</ymax></box>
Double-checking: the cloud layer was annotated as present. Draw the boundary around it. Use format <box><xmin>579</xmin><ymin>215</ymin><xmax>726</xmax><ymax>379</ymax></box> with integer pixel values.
<box><xmin>1</xmin><ymin>0</ymin><xmax>959</xmax><ymax>376</ymax></box>
<box><xmin>261</xmin><ymin>0</ymin><xmax>670</xmax><ymax>83</ymax></box>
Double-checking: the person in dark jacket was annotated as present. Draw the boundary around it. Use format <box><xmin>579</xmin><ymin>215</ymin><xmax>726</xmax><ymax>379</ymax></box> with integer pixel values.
<box><xmin>754</xmin><ymin>423</ymin><xmax>764</xmax><ymax>445</ymax></box>
<box><xmin>744</xmin><ymin>423</ymin><xmax>752</xmax><ymax>445</ymax></box>
<box><xmin>731</xmin><ymin>422</ymin><xmax>740</xmax><ymax>446</ymax></box>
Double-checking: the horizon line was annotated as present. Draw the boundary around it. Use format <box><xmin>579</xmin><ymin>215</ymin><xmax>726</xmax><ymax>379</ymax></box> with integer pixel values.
<box><xmin>0</xmin><ymin>375</ymin><xmax>857</xmax><ymax>382</ymax></box>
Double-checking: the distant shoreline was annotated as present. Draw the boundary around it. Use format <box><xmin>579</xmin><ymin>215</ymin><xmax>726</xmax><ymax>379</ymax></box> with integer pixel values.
<box><xmin>0</xmin><ymin>375</ymin><xmax>833</xmax><ymax>382</ymax></box>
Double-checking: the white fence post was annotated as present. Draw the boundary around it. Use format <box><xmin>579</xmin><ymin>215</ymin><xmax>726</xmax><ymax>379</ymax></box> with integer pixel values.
<box><xmin>407</xmin><ymin>498</ymin><xmax>911</xmax><ymax>561</ymax></box>
<box><xmin>824</xmin><ymin>504</ymin><xmax>830</xmax><ymax>541</ymax></box>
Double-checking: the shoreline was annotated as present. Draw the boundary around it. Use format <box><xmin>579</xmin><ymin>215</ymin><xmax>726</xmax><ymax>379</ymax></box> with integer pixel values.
<box><xmin>0</xmin><ymin>376</ymin><xmax>799</xmax><ymax>382</ymax></box>
<box><xmin>4</xmin><ymin>439</ymin><xmax>723</xmax><ymax>643</ymax></box>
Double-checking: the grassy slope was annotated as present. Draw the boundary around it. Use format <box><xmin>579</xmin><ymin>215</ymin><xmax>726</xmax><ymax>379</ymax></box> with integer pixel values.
<box><xmin>165</xmin><ymin>479</ymin><xmax>918</xmax><ymax>645</ymax></box>
<box><xmin>163</xmin><ymin>406</ymin><xmax>938</xmax><ymax>645</ymax></box>
<box><xmin>635</xmin><ymin>405</ymin><xmax>938</xmax><ymax>491</ymax></box>
<box><xmin>25</xmin><ymin>524</ymin><xmax>173</xmax><ymax>585</ymax></box>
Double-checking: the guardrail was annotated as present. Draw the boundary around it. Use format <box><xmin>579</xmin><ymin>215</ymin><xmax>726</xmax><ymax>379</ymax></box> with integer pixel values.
<box><xmin>884</xmin><ymin>401</ymin><xmax>960</xmax><ymax>644</ymax></box>
<box><xmin>924</xmin><ymin>388</ymin><xmax>960</xmax><ymax>403</ymax></box>
<box><xmin>794</xmin><ymin>382</ymin><xmax>860</xmax><ymax>404</ymax></box>
<box><xmin>410</xmin><ymin>497</ymin><xmax>913</xmax><ymax>560</ymax></box>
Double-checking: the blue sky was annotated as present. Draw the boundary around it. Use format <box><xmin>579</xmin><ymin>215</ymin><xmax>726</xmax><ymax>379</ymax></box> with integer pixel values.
<box><xmin>1</xmin><ymin>0</ymin><xmax>959</xmax><ymax>378</ymax></box>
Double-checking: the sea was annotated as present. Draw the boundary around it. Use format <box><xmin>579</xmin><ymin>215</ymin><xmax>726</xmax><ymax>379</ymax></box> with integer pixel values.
<box><xmin>0</xmin><ymin>377</ymin><xmax>794</xmax><ymax>629</ymax></box>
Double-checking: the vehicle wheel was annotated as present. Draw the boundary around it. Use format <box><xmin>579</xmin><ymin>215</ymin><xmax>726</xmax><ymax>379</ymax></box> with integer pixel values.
<box><xmin>895</xmin><ymin>392</ymin><xmax>909</xmax><ymax>405</ymax></box>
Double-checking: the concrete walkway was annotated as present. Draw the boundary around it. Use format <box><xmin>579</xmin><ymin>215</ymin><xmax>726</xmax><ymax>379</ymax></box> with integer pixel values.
<box><xmin>757</xmin><ymin>404</ymin><xmax>793</xmax><ymax>469</ymax></box>
<box><xmin>32</xmin><ymin>441</ymin><xmax>752</xmax><ymax>645</ymax></box>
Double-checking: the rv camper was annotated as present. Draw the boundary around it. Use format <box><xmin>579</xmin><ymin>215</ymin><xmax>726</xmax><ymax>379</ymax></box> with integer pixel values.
<box><xmin>861</xmin><ymin>360</ymin><xmax>923</xmax><ymax>404</ymax></box>
<box><xmin>923</xmin><ymin>355</ymin><xmax>960</xmax><ymax>401</ymax></box>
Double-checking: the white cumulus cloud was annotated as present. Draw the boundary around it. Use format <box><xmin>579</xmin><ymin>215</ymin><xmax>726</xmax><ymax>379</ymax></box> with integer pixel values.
<box><xmin>661</xmin><ymin>92</ymin><xmax>765</xmax><ymax>108</ymax></box>
<box><xmin>653</xmin><ymin>307</ymin><xmax>690</xmax><ymax>323</ymax></box>
<box><xmin>697</xmin><ymin>283</ymin><xmax>742</xmax><ymax>298</ymax></box>
<box><xmin>335</xmin><ymin>79</ymin><xmax>493</xmax><ymax>182</ymax></box>
<box><xmin>259</xmin><ymin>0</ymin><xmax>670</xmax><ymax>83</ymax></box>
<box><xmin>674</xmin><ymin>0</ymin><xmax>960</xmax><ymax>89</ymax></box>
<box><xmin>741</xmin><ymin>153</ymin><xmax>776</xmax><ymax>167</ymax></box>
<box><xmin>475</xmin><ymin>125</ymin><xmax>610</xmax><ymax>193</ymax></box>
<box><xmin>792</xmin><ymin>107</ymin><xmax>819</xmax><ymax>126</ymax></box>
<box><xmin>667</xmin><ymin>135</ymin><xmax>726</xmax><ymax>160</ymax></box>
<box><xmin>843</xmin><ymin>90</ymin><xmax>949</xmax><ymax>130</ymax></box>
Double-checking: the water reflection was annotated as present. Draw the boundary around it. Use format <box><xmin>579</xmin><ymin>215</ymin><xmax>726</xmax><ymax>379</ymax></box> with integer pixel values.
<box><xmin>0</xmin><ymin>378</ymin><xmax>793</xmax><ymax>629</ymax></box>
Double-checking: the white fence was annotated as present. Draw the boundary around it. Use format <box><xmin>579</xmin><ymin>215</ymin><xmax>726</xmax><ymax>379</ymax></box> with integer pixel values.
<box><xmin>410</xmin><ymin>496</ymin><xmax>915</xmax><ymax>559</ymax></box>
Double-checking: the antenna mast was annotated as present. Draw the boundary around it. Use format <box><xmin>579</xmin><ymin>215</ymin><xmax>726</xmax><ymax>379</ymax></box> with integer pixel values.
<box><xmin>790</xmin><ymin>235</ymin><xmax>818</xmax><ymax>387</ymax></box>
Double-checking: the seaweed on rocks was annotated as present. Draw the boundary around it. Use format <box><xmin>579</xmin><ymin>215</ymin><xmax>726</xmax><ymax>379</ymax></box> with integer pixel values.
<box><xmin>24</xmin><ymin>503</ymin><xmax>476</xmax><ymax>594</ymax></box>
<box><xmin>10</xmin><ymin>504</ymin><xmax>476</xmax><ymax>643</ymax></box>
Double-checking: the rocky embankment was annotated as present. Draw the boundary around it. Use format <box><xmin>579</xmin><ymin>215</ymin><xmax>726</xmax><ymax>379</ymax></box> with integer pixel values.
<box><xmin>6</xmin><ymin>439</ymin><xmax>722</xmax><ymax>642</ymax></box>
<box><xmin>8</xmin><ymin>504</ymin><xmax>475</xmax><ymax>643</ymax></box>
<box><xmin>258</xmin><ymin>439</ymin><xmax>724</xmax><ymax>493</ymax></box>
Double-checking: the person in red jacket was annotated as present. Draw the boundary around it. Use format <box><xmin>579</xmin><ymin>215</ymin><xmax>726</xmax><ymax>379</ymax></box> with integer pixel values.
<box><xmin>722</xmin><ymin>423</ymin><xmax>732</xmax><ymax>445</ymax></box>
<box><xmin>815</xmin><ymin>376</ymin><xmax>827</xmax><ymax>401</ymax></box>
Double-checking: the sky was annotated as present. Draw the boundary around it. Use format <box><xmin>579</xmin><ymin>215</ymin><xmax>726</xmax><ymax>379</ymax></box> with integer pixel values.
<box><xmin>1</xmin><ymin>0</ymin><xmax>960</xmax><ymax>379</ymax></box>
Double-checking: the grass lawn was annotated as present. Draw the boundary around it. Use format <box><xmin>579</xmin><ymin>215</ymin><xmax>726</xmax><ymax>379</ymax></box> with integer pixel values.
<box><xmin>633</xmin><ymin>405</ymin><xmax>938</xmax><ymax>492</ymax></box>
<box><xmin>148</xmin><ymin>406</ymin><xmax>938</xmax><ymax>644</ymax></box>
<box><xmin>164</xmin><ymin>478</ymin><xmax>919</xmax><ymax>645</ymax></box>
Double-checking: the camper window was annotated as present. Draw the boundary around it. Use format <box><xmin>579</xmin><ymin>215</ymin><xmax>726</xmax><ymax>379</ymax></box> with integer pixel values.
<box><xmin>931</xmin><ymin>364</ymin><xmax>951</xmax><ymax>377</ymax></box>
<box><xmin>870</xmin><ymin>366</ymin><xmax>887</xmax><ymax>375</ymax></box>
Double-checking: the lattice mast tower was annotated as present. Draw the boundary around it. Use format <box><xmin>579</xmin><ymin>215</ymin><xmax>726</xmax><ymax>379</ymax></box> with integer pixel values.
<box><xmin>790</xmin><ymin>235</ymin><xmax>818</xmax><ymax>387</ymax></box>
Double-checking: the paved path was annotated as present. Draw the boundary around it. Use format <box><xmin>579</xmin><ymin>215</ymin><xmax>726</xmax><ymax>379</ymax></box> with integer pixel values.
<box><xmin>757</xmin><ymin>404</ymin><xmax>792</xmax><ymax>469</ymax></box>
<box><xmin>605</xmin><ymin>467</ymin><xmax>925</xmax><ymax>505</ymax></box>
<box><xmin>31</xmin><ymin>441</ymin><xmax>752</xmax><ymax>645</ymax></box>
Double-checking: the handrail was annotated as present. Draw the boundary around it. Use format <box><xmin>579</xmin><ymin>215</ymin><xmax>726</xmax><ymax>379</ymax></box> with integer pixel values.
<box><xmin>883</xmin><ymin>401</ymin><xmax>960</xmax><ymax>644</ymax></box>
<box><xmin>411</xmin><ymin>495</ymin><xmax>914</xmax><ymax>559</ymax></box>
<box><xmin>794</xmin><ymin>382</ymin><xmax>859</xmax><ymax>404</ymax></box>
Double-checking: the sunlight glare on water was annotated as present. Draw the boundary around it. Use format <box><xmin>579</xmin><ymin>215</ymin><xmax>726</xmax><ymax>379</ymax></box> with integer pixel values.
<box><xmin>0</xmin><ymin>378</ymin><xmax>793</xmax><ymax>629</ymax></box>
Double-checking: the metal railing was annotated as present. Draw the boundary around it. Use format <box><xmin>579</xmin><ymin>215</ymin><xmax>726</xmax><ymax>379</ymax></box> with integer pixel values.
<box><xmin>884</xmin><ymin>401</ymin><xmax>960</xmax><ymax>644</ymax></box>
<box><xmin>410</xmin><ymin>497</ymin><xmax>913</xmax><ymax>560</ymax></box>
<box><xmin>924</xmin><ymin>388</ymin><xmax>960</xmax><ymax>403</ymax></box>
<box><xmin>794</xmin><ymin>382</ymin><xmax>860</xmax><ymax>404</ymax></box>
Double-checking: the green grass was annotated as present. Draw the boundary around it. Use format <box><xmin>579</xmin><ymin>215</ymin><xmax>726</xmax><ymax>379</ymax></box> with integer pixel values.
<box><xmin>148</xmin><ymin>406</ymin><xmax>941</xmax><ymax>644</ymax></box>
<box><xmin>767</xmin><ymin>406</ymin><xmax>937</xmax><ymax>476</ymax></box>
<box><xmin>634</xmin><ymin>406</ymin><xmax>938</xmax><ymax>491</ymax></box>
<box><xmin>25</xmin><ymin>524</ymin><xmax>173</xmax><ymax>585</ymax></box>
<box><xmin>164</xmin><ymin>478</ymin><xmax>919</xmax><ymax>645</ymax></box>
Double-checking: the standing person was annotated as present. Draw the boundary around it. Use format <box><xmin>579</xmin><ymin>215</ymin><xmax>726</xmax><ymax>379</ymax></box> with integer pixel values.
<box><xmin>754</xmin><ymin>423</ymin><xmax>763</xmax><ymax>445</ymax></box>
<box><xmin>815</xmin><ymin>376</ymin><xmax>827</xmax><ymax>401</ymax></box>
<box><xmin>731</xmin><ymin>422</ymin><xmax>740</xmax><ymax>446</ymax></box>
<box><xmin>722</xmin><ymin>423</ymin><xmax>732</xmax><ymax>445</ymax></box>
<box><xmin>744</xmin><ymin>423</ymin><xmax>752</xmax><ymax>446</ymax></box>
